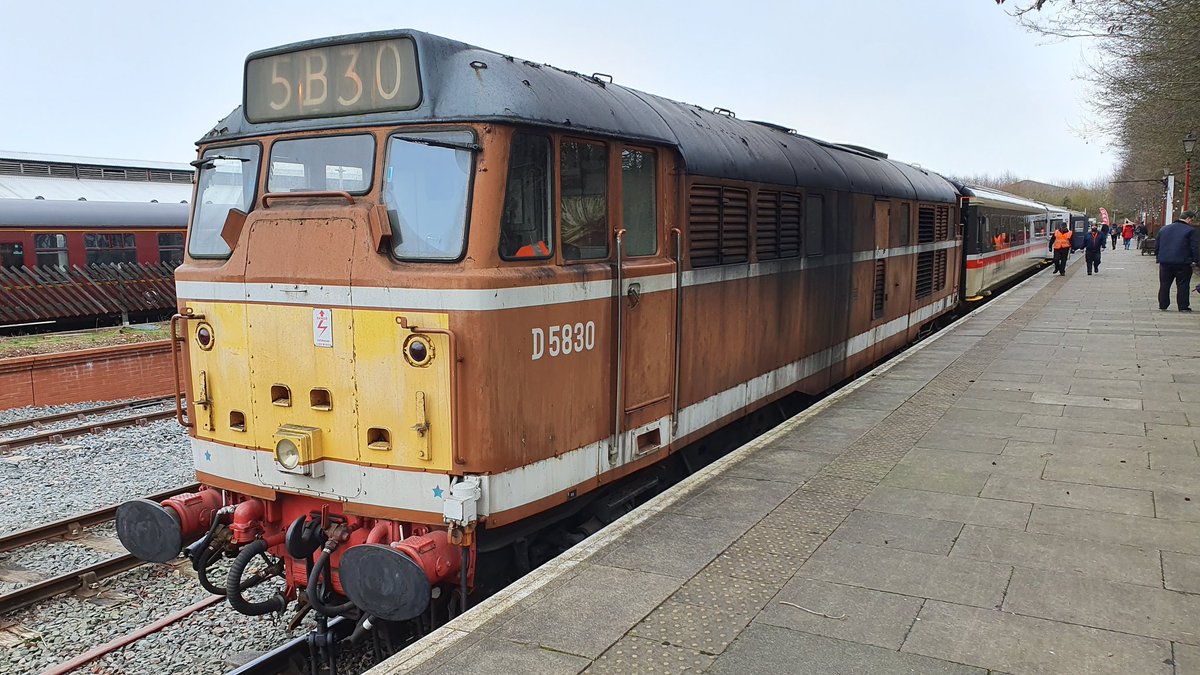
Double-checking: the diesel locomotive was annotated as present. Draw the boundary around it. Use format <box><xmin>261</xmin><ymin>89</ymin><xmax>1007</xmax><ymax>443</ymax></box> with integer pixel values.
<box><xmin>117</xmin><ymin>28</ymin><xmax>991</xmax><ymax>651</ymax></box>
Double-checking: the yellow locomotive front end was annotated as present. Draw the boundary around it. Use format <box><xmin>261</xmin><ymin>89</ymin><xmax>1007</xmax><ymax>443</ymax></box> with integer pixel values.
<box><xmin>118</xmin><ymin>34</ymin><xmax>491</xmax><ymax>627</ymax></box>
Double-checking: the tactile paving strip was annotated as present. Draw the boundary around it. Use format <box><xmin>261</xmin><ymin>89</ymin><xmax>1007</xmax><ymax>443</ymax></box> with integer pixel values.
<box><xmin>586</xmin><ymin>635</ymin><xmax>715</xmax><ymax>674</ymax></box>
<box><xmin>631</xmin><ymin>600</ymin><xmax>754</xmax><ymax>655</ymax></box>
<box><xmin>671</xmin><ymin>568</ymin><xmax>782</xmax><ymax>616</ymax></box>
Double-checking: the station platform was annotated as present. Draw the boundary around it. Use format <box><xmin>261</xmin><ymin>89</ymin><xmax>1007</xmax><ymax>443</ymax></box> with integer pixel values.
<box><xmin>372</xmin><ymin>247</ymin><xmax>1200</xmax><ymax>675</ymax></box>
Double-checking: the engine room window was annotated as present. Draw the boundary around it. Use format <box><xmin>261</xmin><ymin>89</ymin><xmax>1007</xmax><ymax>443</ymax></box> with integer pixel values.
<box><xmin>383</xmin><ymin>131</ymin><xmax>475</xmax><ymax>261</ymax></box>
<box><xmin>621</xmin><ymin>149</ymin><xmax>657</xmax><ymax>256</ymax></box>
<box><xmin>561</xmin><ymin>140</ymin><xmax>609</xmax><ymax>261</ymax></box>
<box><xmin>34</xmin><ymin>233</ymin><xmax>69</xmax><ymax>267</ymax></box>
<box><xmin>268</xmin><ymin>134</ymin><xmax>374</xmax><ymax>194</ymax></box>
<box><xmin>500</xmin><ymin>133</ymin><xmax>552</xmax><ymax>260</ymax></box>
<box><xmin>190</xmin><ymin>144</ymin><xmax>260</xmax><ymax>258</ymax></box>
<box><xmin>804</xmin><ymin>195</ymin><xmax>824</xmax><ymax>257</ymax></box>
<box><xmin>85</xmin><ymin>233</ymin><xmax>137</xmax><ymax>265</ymax></box>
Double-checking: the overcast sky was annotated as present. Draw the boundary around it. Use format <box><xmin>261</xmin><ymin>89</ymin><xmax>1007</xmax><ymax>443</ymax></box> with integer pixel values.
<box><xmin>0</xmin><ymin>1</ymin><xmax>1113</xmax><ymax>184</ymax></box>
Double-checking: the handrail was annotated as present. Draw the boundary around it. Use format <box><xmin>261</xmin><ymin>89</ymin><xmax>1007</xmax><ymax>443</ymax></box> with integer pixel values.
<box><xmin>261</xmin><ymin>191</ymin><xmax>354</xmax><ymax>208</ymax></box>
<box><xmin>611</xmin><ymin>228</ymin><xmax>627</xmax><ymax>464</ymax></box>
<box><xmin>670</xmin><ymin>227</ymin><xmax>683</xmax><ymax>433</ymax></box>
<box><xmin>169</xmin><ymin>313</ymin><xmax>201</xmax><ymax>428</ymax></box>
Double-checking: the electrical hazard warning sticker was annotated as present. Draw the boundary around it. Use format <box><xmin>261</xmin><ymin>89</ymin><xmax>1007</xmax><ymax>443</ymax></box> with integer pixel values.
<box><xmin>313</xmin><ymin>308</ymin><xmax>333</xmax><ymax>348</ymax></box>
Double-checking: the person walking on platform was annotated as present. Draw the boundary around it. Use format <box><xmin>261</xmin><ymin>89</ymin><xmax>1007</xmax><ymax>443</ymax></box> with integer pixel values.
<box><xmin>1136</xmin><ymin>222</ymin><xmax>1149</xmax><ymax>249</ymax></box>
<box><xmin>1156</xmin><ymin>210</ymin><xmax>1199</xmax><ymax>311</ymax></box>
<box><xmin>1050</xmin><ymin>222</ymin><xmax>1072</xmax><ymax>275</ymax></box>
<box><xmin>1082</xmin><ymin>223</ymin><xmax>1105</xmax><ymax>275</ymax></box>
<box><xmin>1122</xmin><ymin>221</ymin><xmax>1135</xmax><ymax>249</ymax></box>
<box><xmin>1111</xmin><ymin>222</ymin><xmax>1122</xmax><ymax>250</ymax></box>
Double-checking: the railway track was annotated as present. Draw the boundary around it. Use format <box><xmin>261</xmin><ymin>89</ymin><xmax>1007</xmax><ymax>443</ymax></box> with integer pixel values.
<box><xmin>0</xmin><ymin>396</ymin><xmax>176</xmax><ymax>453</ymax></box>
<box><xmin>0</xmin><ymin>483</ymin><xmax>199</xmax><ymax>615</ymax></box>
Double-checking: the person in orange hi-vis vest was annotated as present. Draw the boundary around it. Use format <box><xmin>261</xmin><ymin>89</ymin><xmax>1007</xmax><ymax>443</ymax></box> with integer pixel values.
<box><xmin>1050</xmin><ymin>223</ymin><xmax>1072</xmax><ymax>276</ymax></box>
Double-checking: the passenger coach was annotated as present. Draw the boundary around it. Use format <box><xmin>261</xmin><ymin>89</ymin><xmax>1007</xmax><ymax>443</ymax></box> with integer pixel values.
<box><xmin>118</xmin><ymin>29</ymin><xmax>963</xmax><ymax>635</ymax></box>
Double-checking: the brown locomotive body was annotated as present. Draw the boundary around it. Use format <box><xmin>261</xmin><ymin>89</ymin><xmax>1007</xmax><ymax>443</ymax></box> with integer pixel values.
<box><xmin>117</xmin><ymin>29</ymin><xmax>961</xmax><ymax>631</ymax></box>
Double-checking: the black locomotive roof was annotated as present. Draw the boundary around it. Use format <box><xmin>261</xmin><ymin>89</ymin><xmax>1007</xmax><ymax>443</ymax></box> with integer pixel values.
<box><xmin>0</xmin><ymin>198</ymin><xmax>189</xmax><ymax>229</ymax></box>
<box><xmin>206</xmin><ymin>30</ymin><xmax>956</xmax><ymax>203</ymax></box>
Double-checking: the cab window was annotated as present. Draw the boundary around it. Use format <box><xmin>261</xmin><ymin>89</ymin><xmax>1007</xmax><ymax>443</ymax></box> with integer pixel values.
<box><xmin>560</xmin><ymin>140</ymin><xmax>608</xmax><ymax>261</ymax></box>
<box><xmin>190</xmin><ymin>144</ymin><xmax>260</xmax><ymax>258</ymax></box>
<box><xmin>621</xmin><ymin>148</ymin><xmax>657</xmax><ymax>256</ymax></box>
<box><xmin>267</xmin><ymin>134</ymin><xmax>374</xmax><ymax>194</ymax></box>
<box><xmin>500</xmin><ymin>133</ymin><xmax>552</xmax><ymax>260</ymax></box>
<box><xmin>383</xmin><ymin>131</ymin><xmax>475</xmax><ymax>261</ymax></box>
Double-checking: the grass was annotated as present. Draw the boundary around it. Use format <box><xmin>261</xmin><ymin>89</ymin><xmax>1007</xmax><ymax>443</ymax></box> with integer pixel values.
<box><xmin>0</xmin><ymin>323</ymin><xmax>171</xmax><ymax>359</ymax></box>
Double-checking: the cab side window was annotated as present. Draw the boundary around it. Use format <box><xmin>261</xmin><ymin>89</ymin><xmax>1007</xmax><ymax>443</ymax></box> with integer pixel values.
<box><xmin>621</xmin><ymin>148</ymin><xmax>657</xmax><ymax>256</ymax></box>
<box><xmin>500</xmin><ymin>133</ymin><xmax>552</xmax><ymax>260</ymax></box>
<box><xmin>560</xmin><ymin>140</ymin><xmax>609</xmax><ymax>261</ymax></box>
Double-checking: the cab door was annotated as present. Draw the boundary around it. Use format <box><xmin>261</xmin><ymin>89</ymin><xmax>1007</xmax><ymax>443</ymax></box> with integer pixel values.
<box><xmin>611</xmin><ymin>147</ymin><xmax>674</xmax><ymax>468</ymax></box>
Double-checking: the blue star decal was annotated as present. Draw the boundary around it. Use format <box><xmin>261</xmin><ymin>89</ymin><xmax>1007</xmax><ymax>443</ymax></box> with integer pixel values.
<box><xmin>432</xmin><ymin>485</ymin><xmax>444</xmax><ymax>499</ymax></box>
<box><xmin>204</xmin><ymin>450</ymin><xmax>212</xmax><ymax>462</ymax></box>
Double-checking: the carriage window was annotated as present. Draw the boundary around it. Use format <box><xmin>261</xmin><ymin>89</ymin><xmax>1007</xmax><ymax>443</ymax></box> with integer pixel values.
<box><xmin>85</xmin><ymin>233</ymin><xmax>137</xmax><ymax>265</ymax></box>
<box><xmin>383</xmin><ymin>131</ymin><xmax>474</xmax><ymax>261</ymax></box>
<box><xmin>621</xmin><ymin>149</ymin><xmax>657</xmax><ymax>256</ymax></box>
<box><xmin>804</xmin><ymin>195</ymin><xmax>824</xmax><ymax>256</ymax></box>
<box><xmin>268</xmin><ymin>135</ymin><xmax>374</xmax><ymax>194</ymax></box>
<box><xmin>1</xmin><ymin>242</ymin><xmax>23</xmax><ymax>267</ymax></box>
<box><xmin>34</xmin><ymin>234</ymin><xmax>68</xmax><ymax>267</ymax></box>
<box><xmin>190</xmin><ymin>144</ymin><xmax>260</xmax><ymax>258</ymax></box>
<box><xmin>561</xmin><ymin>141</ymin><xmax>608</xmax><ymax>261</ymax></box>
<box><xmin>158</xmin><ymin>233</ymin><xmax>184</xmax><ymax>265</ymax></box>
<box><xmin>500</xmin><ymin>133</ymin><xmax>552</xmax><ymax>260</ymax></box>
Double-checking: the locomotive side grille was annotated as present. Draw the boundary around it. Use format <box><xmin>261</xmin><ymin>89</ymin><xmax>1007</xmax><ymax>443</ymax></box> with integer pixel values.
<box><xmin>721</xmin><ymin>188</ymin><xmax>750</xmax><ymax>264</ymax></box>
<box><xmin>917</xmin><ymin>206</ymin><xmax>936</xmax><ymax>244</ymax></box>
<box><xmin>873</xmin><ymin>259</ymin><xmax>886</xmax><ymax>319</ymax></box>
<box><xmin>934</xmin><ymin>249</ymin><xmax>947</xmax><ymax>290</ymax></box>
<box><xmin>780</xmin><ymin>193</ymin><xmax>801</xmax><ymax>258</ymax></box>
<box><xmin>934</xmin><ymin>205</ymin><xmax>950</xmax><ymax>240</ymax></box>
<box><xmin>688</xmin><ymin>185</ymin><xmax>722</xmax><ymax>267</ymax></box>
<box><xmin>915</xmin><ymin>250</ymin><xmax>934</xmax><ymax>298</ymax></box>
<box><xmin>756</xmin><ymin>191</ymin><xmax>780</xmax><ymax>260</ymax></box>
<box><xmin>688</xmin><ymin>185</ymin><xmax>750</xmax><ymax>266</ymax></box>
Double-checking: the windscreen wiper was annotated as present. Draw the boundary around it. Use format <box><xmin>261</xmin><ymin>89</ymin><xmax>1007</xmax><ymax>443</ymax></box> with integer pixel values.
<box><xmin>190</xmin><ymin>155</ymin><xmax>253</xmax><ymax>169</ymax></box>
<box><xmin>394</xmin><ymin>136</ymin><xmax>481</xmax><ymax>152</ymax></box>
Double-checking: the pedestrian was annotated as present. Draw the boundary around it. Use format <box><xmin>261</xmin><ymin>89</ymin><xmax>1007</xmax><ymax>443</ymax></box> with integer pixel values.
<box><xmin>1082</xmin><ymin>223</ymin><xmax>1105</xmax><ymax>275</ymax></box>
<box><xmin>1155</xmin><ymin>210</ymin><xmax>1199</xmax><ymax>311</ymax></box>
<box><xmin>1135</xmin><ymin>222</ymin><xmax>1148</xmax><ymax>249</ymax></box>
<box><xmin>1050</xmin><ymin>222</ymin><xmax>1072</xmax><ymax>276</ymax></box>
<box><xmin>1122</xmin><ymin>221</ymin><xmax>1135</xmax><ymax>249</ymax></box>
<box><xmin>1111</xmin><ymin>222</ymin><xmax>1121</xmax><ymax>250</ymax></box>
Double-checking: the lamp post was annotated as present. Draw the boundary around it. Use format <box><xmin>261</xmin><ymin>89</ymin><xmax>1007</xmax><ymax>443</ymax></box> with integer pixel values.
<box><xmin>1185</xmin><ymin>132</ymin><xmax>1197</xmax><ymax>211</ymax></box>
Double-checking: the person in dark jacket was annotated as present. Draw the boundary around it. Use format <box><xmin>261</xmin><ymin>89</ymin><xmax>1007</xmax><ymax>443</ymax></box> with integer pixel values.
<box><xmin>1156</xmin><ymin>211</ymin><xmax>1199</xmax><ymax>311</ymax></box>
<box><xmin>1081</xmin><ymin>223</ymin><xmax>1105</xmax><ymax>275</ymax></box>
<box><xmin>1111</xmin><ymin>222</ymin><xmax>1122</xmax><ymax>249</ymax></box>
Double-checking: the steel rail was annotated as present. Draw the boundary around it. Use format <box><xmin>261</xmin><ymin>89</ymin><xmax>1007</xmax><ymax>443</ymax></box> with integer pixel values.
<box><xmin>0</xmin><ymin>407</ymin><xmax>177</xmax><ymax>452</ymax></box>
<box><xmin>0</xmin><ymin>552</ymin><xmax>142</xmax><ymax>615</ymax></box>
<box><xmin>0</xmin><ymin>396</ymin><xmax>174</xmax><ymax>435</ymax></box>
<box><xmin>227</xmin><ymin>616</ymin><xmax>353</xmax><ymax>675</ymax></box>
<box><xmin>0</xmin><ymin>482</ymin><xmax>200</xmax><ymax>554</ymax></box>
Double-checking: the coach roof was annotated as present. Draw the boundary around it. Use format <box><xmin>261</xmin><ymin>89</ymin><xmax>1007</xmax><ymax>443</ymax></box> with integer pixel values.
<box><xmin>0</xmin><ymin>198</ymin><xmax>189</xmax><ymax>229</ymax></box>
<box><xmin>205</xmin><ymin>29</ymin><xmax>956</xmax><ymax>203</ymax></box>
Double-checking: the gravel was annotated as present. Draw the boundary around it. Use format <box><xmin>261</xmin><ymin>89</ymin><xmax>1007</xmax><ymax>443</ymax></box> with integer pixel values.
<box><xmin>0</xmin><ymin>417</ymin><xmax>191</xmax><ymax>536</ymax></box>
<box><xmin>0</xmin><ymin>400</ymin><xmax>391</xmax><ymax>675</ymax></box>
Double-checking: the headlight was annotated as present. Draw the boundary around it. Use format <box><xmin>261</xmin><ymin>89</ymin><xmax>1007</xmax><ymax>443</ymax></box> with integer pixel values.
<box><xmin>275</xmin><ymin>438</ymin><xmax>301</xmax><ymax>470</ymax></box>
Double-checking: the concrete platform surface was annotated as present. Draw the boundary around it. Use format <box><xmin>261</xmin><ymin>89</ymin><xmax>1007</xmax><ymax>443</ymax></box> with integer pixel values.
<box><xmin>372</xmin><ymin>247</ymin><xmax>1200</xmax><ymax>675</ymax></box>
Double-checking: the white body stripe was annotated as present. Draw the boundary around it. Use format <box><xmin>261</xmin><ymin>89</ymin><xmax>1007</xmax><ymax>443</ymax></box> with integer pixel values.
<box><xmin>200</xmin><ymin>295</ymin><xmax>954</xmax><ymax>516</ymax></box>
<box><xmin>176</xmin><ymin>240</ymin><xmax>962</xmax><ymax>312</ymax></box>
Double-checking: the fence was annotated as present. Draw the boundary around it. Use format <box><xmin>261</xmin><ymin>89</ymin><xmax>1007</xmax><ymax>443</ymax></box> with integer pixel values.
<box><xmin>0</xmin><ymin>262</ymin><xmax>178</xmax><ymax>324</ymax></box>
